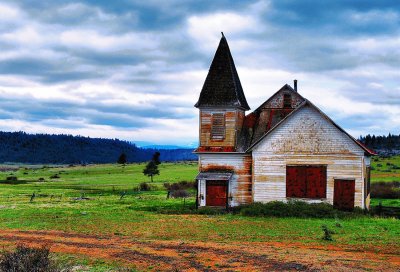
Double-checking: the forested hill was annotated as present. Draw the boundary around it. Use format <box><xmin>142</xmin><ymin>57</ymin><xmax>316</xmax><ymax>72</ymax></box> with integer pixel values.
<box><xmin>359</xmin><ymin>133</ymin><xmax>400</xmax><ymax>156</ymax></box>
<box><xmin>0</xmin><ymin>131</ymin><xmax>196</xmax><ymax>164</ymax></box>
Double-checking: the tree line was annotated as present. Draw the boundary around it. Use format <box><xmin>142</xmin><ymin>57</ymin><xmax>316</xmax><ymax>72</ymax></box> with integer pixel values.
<box><xmin>0</xmin><ymin>131</ymin><xmax>196</xmax><ymax>164</ymax></box>
<box><xmin>359</xmin><ymin>133</ymin><xmax>400</xmax><ymax>155</ymax></box>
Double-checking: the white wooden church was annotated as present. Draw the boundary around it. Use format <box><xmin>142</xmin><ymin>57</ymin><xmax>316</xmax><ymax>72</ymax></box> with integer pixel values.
<box><xmin>194</xmin><ymin>34</ymin><xmax>375</xmax><ymax>210</ymax></box>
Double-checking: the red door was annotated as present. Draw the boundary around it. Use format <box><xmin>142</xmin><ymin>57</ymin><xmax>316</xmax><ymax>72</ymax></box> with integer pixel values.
<box><xmin>206</xmin><ymin>180</ymin><xmax>227</xmax><ymax>206</ymax></box>
<box><xmin>334</xmin><ymin>179</ymin><xmax>355</xmax><ymax>210</ymax></box>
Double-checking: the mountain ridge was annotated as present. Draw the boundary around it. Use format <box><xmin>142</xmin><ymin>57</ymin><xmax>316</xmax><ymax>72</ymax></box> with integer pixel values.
<box><xmin>0</xmin><ymin>131</ymin><xmax>197</xmax><ymax>164</ymax></box>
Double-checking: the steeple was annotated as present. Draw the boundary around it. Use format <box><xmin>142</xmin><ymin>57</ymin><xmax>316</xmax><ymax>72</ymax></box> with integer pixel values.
<box><xmin>195</xmin><ymin>33</ymin><xmax>250</xmax><ymax>110</ymax></box>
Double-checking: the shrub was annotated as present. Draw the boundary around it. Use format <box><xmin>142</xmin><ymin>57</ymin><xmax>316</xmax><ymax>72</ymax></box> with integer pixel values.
<box><xmin>170</xmin><ymin>189</ymin><xmax>190</xmax><ymax>198</ymax></box>
<box><xmin>237</xmin><ymin>201</ymin><xmax>355</xmax><ymax>218</ymax></box>
<box><xmin>164</xmin><ymin>181</ymin><xmax>196</xmax><ymax>191</ymax></box>
<box><xmin>38</xmin><ymin>178</ymin><xmax>45</xmax><ymax>182</ymax></box>
<box><xmin>377</xmin><ymin>163</ymin><xmax>382</xmax><ymax>167</ymax></box>
<box><xmin>6</xmin><ymin>176</ymin><xmax>17</xmax><ymax>181</ymax></box>
<box><xmin>371</xmin><ymin>181</ymin><xmax>400</xmax><ymax>199</ymax></box>
<box><xmin>50</xmin><ymin>174</ymin><xmax>60</xmax><ymax>179</ymax></box>
<box><xmin>0</xmin><ymin>245</ymin><xmax>60</xmax><ymax>272</ymax></box>
<box><xmin>139</xmin><ymin>182</ymin><xmax>151</xmax><ymax>191</ymax></box>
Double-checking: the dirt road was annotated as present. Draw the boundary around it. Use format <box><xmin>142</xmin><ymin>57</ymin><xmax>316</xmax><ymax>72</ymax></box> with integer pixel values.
<box><xmin>0</xmin><ymin>230</ymin><xmax>398</xmax><ymax>271</ymax></box>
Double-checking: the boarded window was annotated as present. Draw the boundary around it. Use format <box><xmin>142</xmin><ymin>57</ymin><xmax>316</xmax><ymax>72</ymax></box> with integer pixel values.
<box><xmin>211</xmin><ymin>113</ymin><xmax>225</xmax><ymax>139</ymax></box>
<box><xmin>286</xmin><ymin>165</ymin><xmax>327</xmax><ymax>198</ymax></box>
<box><xmin>283</xmin><ymin>94</ymin><xmax>292</xmax><ymax>108</ymax></box>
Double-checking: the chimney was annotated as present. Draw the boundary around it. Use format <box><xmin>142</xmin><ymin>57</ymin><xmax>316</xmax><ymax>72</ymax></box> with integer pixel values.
<box><xmin>293</xmin><ymin>79</ymin><xmax>297</xmax><ymax>92</ymax></box>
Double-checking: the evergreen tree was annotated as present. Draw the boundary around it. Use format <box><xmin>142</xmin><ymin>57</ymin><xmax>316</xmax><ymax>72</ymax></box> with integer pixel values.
<box><xmin>117</xmin><ymin>153</ymin><xmax>127</xmax><ymax>164</ymax></box>
<box><xmin>143</xmin><ymin>160</ymin><xmax>159</xmax><ymax>182</ymax></box>
<box><xmin>152</xmin><ymin>151</ymin><xmax>161</xmax><ymax>165</ymax></box>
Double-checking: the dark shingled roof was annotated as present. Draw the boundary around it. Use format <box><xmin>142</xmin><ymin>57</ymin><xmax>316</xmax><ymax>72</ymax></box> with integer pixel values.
<box><xmin>195</xmin><ymin>34</ymin><xmax>250</xmax><ymax>110</ymax></box>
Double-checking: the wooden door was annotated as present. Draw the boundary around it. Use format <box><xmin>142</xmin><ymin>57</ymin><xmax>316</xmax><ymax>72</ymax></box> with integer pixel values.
<box><xmin>334</xmin><ymin>179</ymin><xmax>355</xmax><ymax>210</ymax></box>
<box><xmin>206</xmin><ymin>180</ymin><xmax>227</xmax><ymax>206</ymax></box>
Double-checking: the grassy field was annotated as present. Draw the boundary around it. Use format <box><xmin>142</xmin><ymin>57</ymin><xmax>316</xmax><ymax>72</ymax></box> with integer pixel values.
<box><xmin>0</xmin><ymin>160</ymin><xmax>399</xmax><ymax>271</ymax></box>
<box><xmin>371</xmin><ymin>155</ymin><xmax>400</xmax><ymax>182</ymax></box>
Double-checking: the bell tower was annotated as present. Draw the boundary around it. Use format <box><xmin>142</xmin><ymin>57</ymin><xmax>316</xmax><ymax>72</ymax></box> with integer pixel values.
<box><xmin>195</xmin><ymin>33</ymin><xmax>250</xmax><ymax>152</ymax></box>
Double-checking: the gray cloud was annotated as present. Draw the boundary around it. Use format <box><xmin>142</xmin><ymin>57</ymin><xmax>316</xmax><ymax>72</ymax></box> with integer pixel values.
<box><xmin>0</xmin><ymin>0</ymin><xmax>399</xmax><ymax>143</ymax></box>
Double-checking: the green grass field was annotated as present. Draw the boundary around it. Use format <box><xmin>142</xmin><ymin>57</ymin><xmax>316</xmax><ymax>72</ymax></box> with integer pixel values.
<box><xmin>371</xmin><ymin>155</ymin><xmax>400</xmax><ymax>182</ymax></box>
<box><xmin>0</xmin><ymin>160</ymin><xmax>399</xmax><ymax>270</ymax></box>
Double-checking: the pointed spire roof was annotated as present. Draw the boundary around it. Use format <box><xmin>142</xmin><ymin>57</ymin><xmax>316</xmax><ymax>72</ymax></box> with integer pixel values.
<box><xmin>195</xmin><ymin>33</ymin><xmax>250</xmax><ymax>110</ymax></box>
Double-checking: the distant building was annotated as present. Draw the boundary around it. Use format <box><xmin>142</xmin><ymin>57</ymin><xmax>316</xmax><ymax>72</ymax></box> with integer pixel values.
<box><xmin>195</xmin><ymin>34</ymin><xmax>375</xmax><ymax>210</ymax></box>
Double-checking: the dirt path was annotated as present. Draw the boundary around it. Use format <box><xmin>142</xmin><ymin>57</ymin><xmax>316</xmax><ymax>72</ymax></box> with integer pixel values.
<box><xmin>0</xmin><ymin>229</ymin><xmax>398</xmax><ymax>271</ymax></box>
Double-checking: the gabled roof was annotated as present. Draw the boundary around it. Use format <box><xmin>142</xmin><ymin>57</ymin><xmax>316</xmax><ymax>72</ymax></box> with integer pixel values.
<box><xmin>194</xmin><ymin>34</ymin><xmax>250</xmax><ymax>110</ymax></box>
<box><xmin>246</xmin><ymin>99</ymin><xmax>376</xmax><ymax>156</ymax></box>
<box><xmin>236</xmin><ymin>84</ymin><xmax>305</xmax><ymax>151</ymax></box>
<box><xmin>254</xmin><ymin>84</ymin><xmax>304</xmax><ymax>111</ymax></box>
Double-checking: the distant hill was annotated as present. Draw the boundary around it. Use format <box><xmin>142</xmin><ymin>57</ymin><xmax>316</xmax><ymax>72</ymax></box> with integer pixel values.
<box><xmin>141</xmin><ymin>145</ymin><xmax>191</xmax><ymax>150</ymax></box>
<box><xmin>134</xmin><ymin>141</ymin><xmax>197</xmax><ymax>149</ymax></box>
<box><xmin>0</xmin><ymin>131</ymin><xmax>196</xmax><ymax>164</ymax></box>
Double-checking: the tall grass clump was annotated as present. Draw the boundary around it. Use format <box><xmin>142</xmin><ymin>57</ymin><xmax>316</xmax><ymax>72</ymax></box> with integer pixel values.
<box><xmin>0</xmin><ymin>245</ymin><xmax>67</xmax><ymax>272</ymax></box>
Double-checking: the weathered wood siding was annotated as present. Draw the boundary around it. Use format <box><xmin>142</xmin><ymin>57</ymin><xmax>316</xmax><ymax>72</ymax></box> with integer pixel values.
<box><xmin>199</xmin><ymin>153</ymin><xmax>252</xmax><ymax>206</ymax></box>
<box><xmin>199</xmin><ymin>109</ymin><xmax>244</xmax><ymax>148</ymax></box>
<box><xmin>252</xmin><ymin>105</ymin><xmax>366</xmax><ymax>208</ymax></box>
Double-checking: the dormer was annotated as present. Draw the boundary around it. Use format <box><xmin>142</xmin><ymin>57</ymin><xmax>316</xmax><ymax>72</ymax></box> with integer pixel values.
<box><xmin>195</xmin><ymin>34</ymin><xmax>250</xmax><ymax>152</ymax></box>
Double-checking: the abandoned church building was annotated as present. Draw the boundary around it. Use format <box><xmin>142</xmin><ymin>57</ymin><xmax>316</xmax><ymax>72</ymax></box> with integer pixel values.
<box><xmin>194</xmin><ymin>35</ymin><xmax>375</xmax><ymax>210</ymax></box>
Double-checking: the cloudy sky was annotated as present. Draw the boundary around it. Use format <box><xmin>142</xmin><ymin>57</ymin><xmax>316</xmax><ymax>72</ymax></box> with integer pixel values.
<box><xmin>0</xmin><ymin>0</ymin><xmax>399</xmax><ymax>146</ymax></box>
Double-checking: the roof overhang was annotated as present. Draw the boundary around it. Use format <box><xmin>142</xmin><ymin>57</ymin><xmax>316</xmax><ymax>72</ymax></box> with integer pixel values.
<box><xmin>195</xmin><ymin>172</ymin><xmax>233</xmax><ymax>181</ymax></box>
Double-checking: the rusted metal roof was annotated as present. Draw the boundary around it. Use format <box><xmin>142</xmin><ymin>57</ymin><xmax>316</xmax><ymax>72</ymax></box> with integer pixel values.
<box><xmin>195</xmin><ymin>172</ymin><xmax>233</xmax><ymax>180</ymax></box>
<box><xmin>194</xmin><ymin>34</ymin><xmax>250</xmax><ymax>110</ymax></box>
<box><xmin>236</xmin><ymin>85</ymin><xmax>305</xmax><ymax>152</ymax></box>
<box><xmin>194</xmin><ymin>146</ymin><xmax>236</xmax><ymax>153</ymax></box>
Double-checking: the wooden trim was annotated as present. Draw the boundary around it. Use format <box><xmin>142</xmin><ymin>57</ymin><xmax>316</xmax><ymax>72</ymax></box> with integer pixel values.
<box><xmin>226</xmin><ymin>179</ymin><xmax>229</xmax><ymax>211</ymax></box>
<box><xmin>195</xmin><ymin>179</ymin><xmax>199</xmax><ymax>209</ymax></box>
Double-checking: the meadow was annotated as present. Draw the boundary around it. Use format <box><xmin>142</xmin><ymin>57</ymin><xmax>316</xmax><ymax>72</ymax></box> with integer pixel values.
<box><xmin>0</xmin><ymin>159</ymin><xmax>399</xmax><ymax>271</ymax></box>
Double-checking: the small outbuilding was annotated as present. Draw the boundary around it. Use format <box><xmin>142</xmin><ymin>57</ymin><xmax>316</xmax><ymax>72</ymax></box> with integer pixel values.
<box><xmin>195</xmin><ymin>34</ymin><xmax>375</xmax><ymax>210</ymax></box>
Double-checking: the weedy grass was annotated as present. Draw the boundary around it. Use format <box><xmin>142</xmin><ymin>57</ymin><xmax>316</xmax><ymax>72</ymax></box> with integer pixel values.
<box><xmin>0</xmin><ymin>162</ymin><xmax>398</xmax><ymax>270</ymax></box>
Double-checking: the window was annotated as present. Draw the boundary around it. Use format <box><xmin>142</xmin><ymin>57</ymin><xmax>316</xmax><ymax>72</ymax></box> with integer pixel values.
<box><xmin>283</xmin><ymin>94</ymin><xmax>292</xmax><ymax>108</ymax></box>
<box><xmin>211</xmin><ymin>113</ymin><xmax>225</xmax><ymax>139</ymax></box>
<box><xmin>286</xmin><ymin>165</ymin><xmax>327</xmax><ymax>198</ymax></box>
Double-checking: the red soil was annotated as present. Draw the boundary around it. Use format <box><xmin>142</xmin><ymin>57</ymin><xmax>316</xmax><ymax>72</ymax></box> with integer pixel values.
<box><xmin>0</xmin><ymin>229</ymin><xmax>398</xmax><ymax>271</ymax></box>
